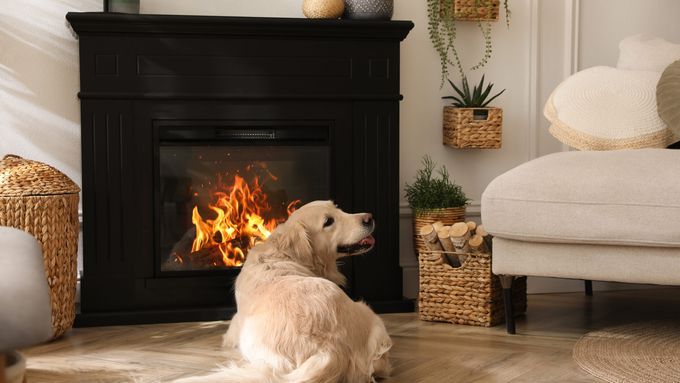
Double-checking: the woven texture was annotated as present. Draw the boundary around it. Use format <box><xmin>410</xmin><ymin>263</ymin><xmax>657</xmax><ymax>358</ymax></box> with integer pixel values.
<box><xmin>412</xmin><ymin>207</ymin><xmax>466</xmax><ymax>256</ymax></box>
<box><xmin>343</xmin><ymin>0</ymin><xmax>393</xmax><ymax>20</ymax></box>
<box><xmin>302</xmin><ymin>0</ymin><xmax>344</xmax><ymax>19</ymax></box>
<box><xmin>448</xmin><ymin>0</ymin><xmax>499</xmax><ymax>21</ymax></box>
<box><xmin>443</xmin><ymin>107</ymin><xmax>502</xmax><ymax>149</ymax></box>
<box><xmin>657</xmin><ymin>60</ymin><xmax>680</xmax><ymax>141</ymax></box>
<box><xmin>573</xmin><ymin>321</ymin><xmax>680</xmax><ymax>383</ymax></box>
<box><xmin>0</xmin><ymin>155</ymin><xmax>80</xmax><ymax>339</ymax></box>
<box><xmin>545</xmin><ymin>66</ymin><xmax>673</xmax><ymax>150</ymax></box>
<box><xmin>418</xmin><ymin>251</ymin><xmax>526</xmax><ymax>327</ymax></box>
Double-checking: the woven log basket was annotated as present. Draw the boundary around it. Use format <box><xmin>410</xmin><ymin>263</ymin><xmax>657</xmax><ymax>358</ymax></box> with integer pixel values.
<box><xmin>419</xmin><ymin>251</ymin><xmax>527</xmax><ymax>327</ymax></box>
<box><xmin>0</xmin><ymin>155</ymin><xmax>80</xmax><ymax>339</ymax></box>
<box><xmin>412</xmin><ymin>207</ymin><xmax>466</xmax><ymax>256</ymax></box>
<box><xmin>443</xmin><ymin>106</ymin><xmax>503</xmax><ymax>149</ymax></box>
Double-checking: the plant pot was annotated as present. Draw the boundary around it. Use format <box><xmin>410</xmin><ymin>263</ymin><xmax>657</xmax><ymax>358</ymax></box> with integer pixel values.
<box><xmin>443</xmin><ymin>106</ymin><xmax>503</xmax><ymax>149</ymax></box>
<box><xmin>441</xmin><ymin>0</ymin><xmax>500</xmax><ymax>21</ymax></box>
<box><xmin>412</xmin><ymin>207</ymin><xmax>466</xmax><ymax>256</ymax></box>
<box><xmin>343</xmin><ymin>0</ymin><xmax>394</xmax><ymax>20</ymax></box>
<box><xmin>4</xmin><ymin>351</ymin><xmax>26</xmax><ymax>383</ymax></box>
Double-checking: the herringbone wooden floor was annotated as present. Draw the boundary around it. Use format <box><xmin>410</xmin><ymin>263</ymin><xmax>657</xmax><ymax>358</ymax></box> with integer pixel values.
<box><xmin>23</xmin><ymin>288</ymin><xmax>680</xmax><ymax>382</ymax></box>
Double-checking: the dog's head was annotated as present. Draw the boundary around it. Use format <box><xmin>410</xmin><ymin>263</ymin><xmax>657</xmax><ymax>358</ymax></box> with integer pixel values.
<box><xmin>268</xmin><ymin>200</ymin><xmax>375</xmax><ymax>282</ymax></box>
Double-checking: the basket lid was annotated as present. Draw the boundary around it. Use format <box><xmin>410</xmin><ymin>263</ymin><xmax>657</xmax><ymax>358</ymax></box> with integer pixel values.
<box><xmin>0</xmin><ymin>154</ymin><xmax>80</xmax><ymax>197</ymax></box>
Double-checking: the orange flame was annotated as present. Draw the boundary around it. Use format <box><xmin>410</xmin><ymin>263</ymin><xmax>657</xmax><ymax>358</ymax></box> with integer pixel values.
<box><xmin>186</xmin><ymin>175</ymin><xmax>299</xmax><ymax>267</ymax></box>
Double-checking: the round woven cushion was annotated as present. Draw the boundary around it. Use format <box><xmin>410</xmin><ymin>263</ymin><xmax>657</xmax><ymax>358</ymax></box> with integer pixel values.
<box><xmin>545</xmin><ymin>66</ymin><xmax>673</xmax><ymax>150</ymax></box>
<box><xmin>657</xmin><ymin>60</ymin><xmax>680</xmax><ymax>142</ymax></box>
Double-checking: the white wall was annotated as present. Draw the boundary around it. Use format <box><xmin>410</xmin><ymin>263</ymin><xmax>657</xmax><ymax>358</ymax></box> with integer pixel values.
<box><xmin>1</xmin><ymin>0</ymin><xmax>100</xmax><ymax>188</ymax></box>
<box><xmin>2</xmin><ymin>0</ymin><xmax>676</xmax><ymax>299</ymax></box>
<box><xmin>579</xmin><ymin>0</ymin><xmax>680</xmax><ymax>69</ymax></box>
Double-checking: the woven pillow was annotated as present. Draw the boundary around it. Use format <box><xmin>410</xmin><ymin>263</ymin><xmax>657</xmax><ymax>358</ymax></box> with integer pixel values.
<box><xmin>545</xmin><ymin>66</ymin><xmax>673</xmax><ymax>150</ymax></box>
<box><xmin>657</xmin><ymin>60</ymin><xmax>680</xmax><ymax>142</ymax></box>
<box><xmin>617</xmin><ymin>34</ymin><xmax>680</xmax><ymax>73</ymax></box>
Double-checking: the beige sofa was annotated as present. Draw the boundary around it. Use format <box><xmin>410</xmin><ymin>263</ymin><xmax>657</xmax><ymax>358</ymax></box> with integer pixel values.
<box><xmin>481</xmin><ymin>148</ymin><xmax>680</xmax><ymax>334</ymax></box>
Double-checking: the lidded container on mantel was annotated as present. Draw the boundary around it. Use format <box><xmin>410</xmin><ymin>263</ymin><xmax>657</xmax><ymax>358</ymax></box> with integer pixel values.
<box><xmin>0</xmin><ymin>154</ymin><xmax>80</xmax><ymax>339</ymax></box>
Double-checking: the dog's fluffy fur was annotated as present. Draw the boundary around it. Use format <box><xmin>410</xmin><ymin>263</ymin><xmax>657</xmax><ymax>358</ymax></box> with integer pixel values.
<box><xmin>176</xmin><ymin>201</ymin><xmax>392</xmax><ymax>383</ymax></box>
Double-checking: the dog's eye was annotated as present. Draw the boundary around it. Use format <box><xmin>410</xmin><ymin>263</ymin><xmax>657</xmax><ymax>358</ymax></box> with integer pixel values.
<box><xmin>323</xmin><ymin>217</ymin><xmax>335</xmax><ymax>228</ymax></box>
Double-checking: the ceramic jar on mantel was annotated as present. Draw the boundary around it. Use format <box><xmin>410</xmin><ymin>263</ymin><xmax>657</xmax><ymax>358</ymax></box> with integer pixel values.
<box><xmin>302</xmin><ymin>0</ymin><xmax>345</xmax><ymax>19</ymax></box>
<box><xmin>343</xmin><ymin>0</ymin><xmax>394</xmax><ymax>20</ymax></box>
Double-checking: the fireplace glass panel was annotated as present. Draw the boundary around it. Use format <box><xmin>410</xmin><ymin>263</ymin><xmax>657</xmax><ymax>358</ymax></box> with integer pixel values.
<box><xmin>159</xmin><ymin>145</ymin><xmax>329</xmax><ymax>271</ymax></box>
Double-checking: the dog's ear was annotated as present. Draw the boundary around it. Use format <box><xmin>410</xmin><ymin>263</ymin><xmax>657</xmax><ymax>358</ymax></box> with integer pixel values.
<box><xmin>271</xmin><ymin>221</ymin><xmax>314</xmax><ymax>267</ymax></box>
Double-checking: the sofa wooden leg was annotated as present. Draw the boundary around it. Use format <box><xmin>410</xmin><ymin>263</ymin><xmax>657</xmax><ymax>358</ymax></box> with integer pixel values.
<box><xmin>585</xmin><ymin>280</ymin><xmax>593</xmax><ymax>296</ymax></box>
<box><xmin>499</xmin><ymin>275</ymin><xmax>516</xmax><ymax>334</ymax></box>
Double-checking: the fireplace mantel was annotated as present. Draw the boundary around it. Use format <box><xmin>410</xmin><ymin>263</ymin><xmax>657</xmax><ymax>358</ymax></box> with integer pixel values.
<box><xmin>67</xmin><ymin>12</ymin><xmax>414</xmax><ymax>326</ymax></box>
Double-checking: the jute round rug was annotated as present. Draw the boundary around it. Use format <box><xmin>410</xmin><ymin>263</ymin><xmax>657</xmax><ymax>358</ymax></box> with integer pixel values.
<box><xmin>573</xmin><ymin>321</ymin><xmax>680</xmax><ymax>383</ymax></box>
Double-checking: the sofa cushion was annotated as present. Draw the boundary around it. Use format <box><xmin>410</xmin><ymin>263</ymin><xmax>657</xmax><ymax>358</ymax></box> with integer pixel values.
<box><xmin>657</xmin><ymin>60</ymin><xmax>680</xmax><ymax>141</ymax></box>
<box><xmin>617</xmin><ymin>34</ymin><xmax>680</xmax><ymax>73</ymax></box>
<box><xmin>481</xmin><ymin>149</ymin><xmax>680</xmax><ymax>247</ymax></box>
<box><xmin>545</xmin><ymin>66</ymin><xmax>673</xmax><ymax>150</ymax></box>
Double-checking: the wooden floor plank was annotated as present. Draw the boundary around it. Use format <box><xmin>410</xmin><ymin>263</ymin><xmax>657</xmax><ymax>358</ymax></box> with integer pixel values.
<box><xmin>22</xmin><ymin>288</ymin><xmax>680</xmax><ymax>382</ymax></box>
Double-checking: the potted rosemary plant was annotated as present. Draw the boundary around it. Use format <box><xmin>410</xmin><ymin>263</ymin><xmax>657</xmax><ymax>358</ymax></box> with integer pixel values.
<box><xmin>405</xmin><ymin>155</ymin><xmax>469</xmax><ymax>256</ymax></box>
<box><xmin>443</xmin><ymin>75</ymin><xmax>505</xmax><ymax>149</ymax></box>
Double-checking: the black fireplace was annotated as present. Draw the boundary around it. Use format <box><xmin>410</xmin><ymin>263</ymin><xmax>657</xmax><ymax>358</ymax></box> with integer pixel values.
<box><xmin>67</xmin><ymin>12</ymin><xmax>414</xmax><ymax>326</ymax></box>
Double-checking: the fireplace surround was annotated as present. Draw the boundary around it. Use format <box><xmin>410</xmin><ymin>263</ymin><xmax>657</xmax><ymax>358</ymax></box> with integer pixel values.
<box><xmin>67</xmin><ymin>12</ymin><xmax>414</xmax><ymax>326</ymax></box>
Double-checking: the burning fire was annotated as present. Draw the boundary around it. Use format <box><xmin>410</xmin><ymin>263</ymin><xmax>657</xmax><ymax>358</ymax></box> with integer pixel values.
<box><xmin>177</xmin><ymin>174</ymin><xmax>299</xmax><ymax>268</ymax></box>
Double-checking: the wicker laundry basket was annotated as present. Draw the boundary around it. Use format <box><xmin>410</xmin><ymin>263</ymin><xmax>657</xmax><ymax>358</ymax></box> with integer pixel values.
<box><xmin>0</xmin><ymin>155</ymin><xmax>80</xmax><ymax>339</ymax></box>
<box><xmin>413</xmin><ymin>207</ymin><xmax>466</xmax><ymax>256</ymax></box>
<box><xmin>443</xmin><ymin>106</ymin><xmax>503</xmax><ymax>149</ymax></box>
<box><xmin>419</xmin><ymin>250</ymin><xmax>526</xmax><ymax>327</ymax></box>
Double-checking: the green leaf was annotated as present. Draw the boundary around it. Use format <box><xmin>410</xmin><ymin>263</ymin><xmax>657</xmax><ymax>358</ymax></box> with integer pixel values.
<box><xmin>448</xmin><ymin>79</ymin><xmax>467</xmax><ymax>100</ymax></box>
<box><xmin>481</xmin><ymin>88</ymin><xmax>506</xmax><ymax>107</ymax></box>
<box><xmin>479</xmin><ymin>82</ymin><xmax>494</xmax><ymax>104</ymax></box>
<box><xmin>462</xmin><ymin>76</ymin><xmax>471</xmax><ymax>102</ymax></box>
<box><xmin>472</xmin><ymin>75</ymin><xmax>484</xmax><ymax>104</ymax></box>
<box><xmin>404</xmin><ymin>155</ymin><xmax>469</xmax><ymax>210</ymax></box>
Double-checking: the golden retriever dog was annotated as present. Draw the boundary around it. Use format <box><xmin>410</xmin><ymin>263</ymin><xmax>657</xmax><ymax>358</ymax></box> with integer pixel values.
<box><xmin>177</xmin><ymin>200</ymin><xmax>392</xmax><ymax>383</ymax></box>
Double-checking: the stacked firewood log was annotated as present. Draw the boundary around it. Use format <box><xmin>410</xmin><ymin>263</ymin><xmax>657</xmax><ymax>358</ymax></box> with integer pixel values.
<box><xmin>418</xmin><ymin>220</ymin><xmax>492</xmax><ymax>267</ymax></box>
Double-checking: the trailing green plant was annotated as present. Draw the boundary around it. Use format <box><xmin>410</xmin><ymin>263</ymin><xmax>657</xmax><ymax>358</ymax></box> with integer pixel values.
<box><xmin>427</xmin><ymin>0</ymin><xmax>511</xmax><ymax>86</ymax></box>
<box><xmin>443</xmin><ymin>74</ymin><xmax>505</xmax><ymax>107</ymax></box>
<box><xmin>404</xmin><ymin>155</ymin><xmax>469</xmax><ymax>211</ymax></box>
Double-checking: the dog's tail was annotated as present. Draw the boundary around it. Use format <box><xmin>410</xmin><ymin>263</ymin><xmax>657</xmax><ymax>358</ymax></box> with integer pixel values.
<box><xmin>173</xmin><ymin>350</ymin><xmax>347</xmax><ymax>383</ymax></box>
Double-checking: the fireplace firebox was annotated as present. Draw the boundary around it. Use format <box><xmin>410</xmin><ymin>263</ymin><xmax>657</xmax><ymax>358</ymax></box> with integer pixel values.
<box><xmin>67</xmin><ymin>12</ymin><xmax>414</xmax><ymax>326</ymax></box>
<box><xmin>158</xmin><ymin>124</ymin><xmax>330</xmax><ymax>272</ymax></box>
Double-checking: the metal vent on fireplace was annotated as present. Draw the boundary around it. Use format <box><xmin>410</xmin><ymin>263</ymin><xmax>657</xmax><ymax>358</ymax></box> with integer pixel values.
<box><xmin>215</xmin><ymin>129</ymin><xmax>276</xmax><ymax>140</ymax></box>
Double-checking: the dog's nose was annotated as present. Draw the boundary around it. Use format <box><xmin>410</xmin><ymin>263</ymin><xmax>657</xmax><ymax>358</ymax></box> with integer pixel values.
<box><xmin>362</xmin><ymin>213</ymin><xmax>373</xmax><ymax>227</ymax></box>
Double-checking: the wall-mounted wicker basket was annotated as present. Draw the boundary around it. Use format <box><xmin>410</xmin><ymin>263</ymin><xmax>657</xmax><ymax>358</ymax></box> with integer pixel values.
<box><xmin>419</xmin><ymin>250</ymin><xmax>526</xmax><ymax>327</ymax></box>
<box><xmin>413</xmin><ymin>207</ymin><xmax>466</xmax><ymax>256</ymax></box>
<box><xmin>0</xmin><ymin>155</ymin><xmax>80</xmax><ymax>339</ymax></box>
<box><xmin>443</xmin><ymin>106</ymin><xmax>503</xmax><ymax>149</ymax></box>
<box><xmin>450</xmin><ymin>0</ymin><xmax>500</xmax><ymax>21</ymax></box>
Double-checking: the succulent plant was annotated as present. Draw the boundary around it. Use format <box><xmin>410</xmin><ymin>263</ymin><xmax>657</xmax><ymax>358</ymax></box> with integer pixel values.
<box><xmin>442</xmin><ymin>75</ymin><xmax>505</xmax><ymax>107</ymax></box>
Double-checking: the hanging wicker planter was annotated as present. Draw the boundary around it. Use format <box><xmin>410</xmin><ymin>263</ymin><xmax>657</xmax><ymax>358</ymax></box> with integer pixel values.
<box><xmin>412</xmin><ymin>207</ymin><xmax>466</xmax><ymax>256</ymax></box>
<box><xmin>448</xmin><ymin>0</ymin><xmax>500</xmax><ymax>21</ymax></box>
<box><xmin>0</xmin><ymin>155</ymin><xmax>80</xmax><ymax>339</ymax></box>
<box><xmin>443</xmin><ymin>106</ymin><xmax>503</xmax><ymax>149</ymax></box>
